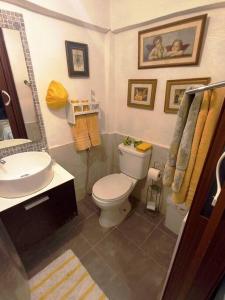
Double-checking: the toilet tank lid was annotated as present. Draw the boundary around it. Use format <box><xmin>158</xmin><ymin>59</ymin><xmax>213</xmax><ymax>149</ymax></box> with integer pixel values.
<box><xmin>118</xmin><ymin>143</ymin><xmax>151</xmax><ymax>157</ymax></box>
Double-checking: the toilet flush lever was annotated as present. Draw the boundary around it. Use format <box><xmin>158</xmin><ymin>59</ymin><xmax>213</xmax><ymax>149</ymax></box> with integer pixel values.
<box><xmin>1</xmin><ymin>90</ymin><xmax>11</xmax><ymax>106</ymax></box>
<box><xmin>212</xmin><ymin>152</ymin><xmax>225</xmax><ymax>206</ymax></box>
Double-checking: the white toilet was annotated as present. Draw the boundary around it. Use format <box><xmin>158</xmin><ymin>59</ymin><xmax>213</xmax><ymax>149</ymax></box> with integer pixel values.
<box><xmin>92</xmin><ymin>143</ymin><xmax>151</xmax><ymax>228</ymax></box>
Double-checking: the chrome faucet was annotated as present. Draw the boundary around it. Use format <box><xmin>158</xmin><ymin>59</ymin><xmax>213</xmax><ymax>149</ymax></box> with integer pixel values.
<box><xmin>0</xmin><ymin>159</ymin><xmax>6</xmax><ymax>164</ymax></box>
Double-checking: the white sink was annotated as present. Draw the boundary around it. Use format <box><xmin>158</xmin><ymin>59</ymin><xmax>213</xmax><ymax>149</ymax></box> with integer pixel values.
<box><xmin>0</xmin><ymin>151</ymin><xmax>54</xmax><ymax>198</ymax></box>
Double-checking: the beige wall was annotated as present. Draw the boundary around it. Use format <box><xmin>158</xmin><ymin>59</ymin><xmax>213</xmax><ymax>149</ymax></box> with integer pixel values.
<box><xmin>0</xmin><ymin>1</ymin><xmax>109</xmax><ymax>149</ymax></box>
<box><xmin>112</xmin><ymin>8</ymin><xmax>225</xmax><ymax>148</ymax></box>
<box><xmin>21</xmin><ymin>0</ymin><xmax>110</xmax><ymax>28</ymax></box>
<box><xmin>1</xmin><ymin>1</ymin><xmax>225</xmax><ymax>203</ymax></box>
<box><xmin>110</xmin><ymin>0</ymin><xmax>224</xmax><ymax>30</ymax></box>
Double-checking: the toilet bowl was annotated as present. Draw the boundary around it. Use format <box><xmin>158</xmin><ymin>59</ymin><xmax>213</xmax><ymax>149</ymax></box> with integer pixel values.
<box><xmin>92</xmin><ymin>143</ymin><xmax>151</xmax><ymax>228</ymax></box>
<box><xmin>92</xmin><ymin>173</ymin><xmax>137</xmax><ymax>228</ymax></box>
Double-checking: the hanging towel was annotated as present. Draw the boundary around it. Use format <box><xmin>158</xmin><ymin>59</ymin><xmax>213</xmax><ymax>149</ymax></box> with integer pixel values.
<box><xmin>71</xmin><ymin>113</ymin><xmax>101</xmax><ymax>151</ymax></box>
<box><xmin>172</xmin><ymin>90</ymin><xmax>210</xmax><ymax>203</ymax></box>
<box><xmin>172</xmin><ymin>92</ymin><xmax>203</xmax><ymax>192</ymax></box>
<box><xmin>86</xmin><ymin>113</ymin><xmax>101</xmax><ymax>147</ymax></box>
<box><xmin>185</xmin><ymin>87</ymin><xmax>225</xmax><ymax>207</ymax></box>
<box><xmin>163</xmin><ymin>90</ymin><xmax>193</xmax><ymax>186</ymax></box>
<box><xmin>71</xmin><ymin>115</ymin><xmax>91</xmax><ymax>151</ymax></box>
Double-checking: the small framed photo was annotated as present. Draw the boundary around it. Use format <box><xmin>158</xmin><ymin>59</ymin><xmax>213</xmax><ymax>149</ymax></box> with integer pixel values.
<box><xmin>127</xmin><ymin>79</ymin><xmax>157</xmax><ymax>110</ymax></box>
<box><xmin>164</xmin><ymin>77</ymin><xmax>211</xmax><ymax>114</ymax></box>
<box><xmin>138</xmin><ymin>14</ymin><xmax>207</xmax><ymax>69</ymax></box>
<box><xmin>65</xmin><ymin>41</ymin><xmax>89</xmax><ymax>77</ymax></box>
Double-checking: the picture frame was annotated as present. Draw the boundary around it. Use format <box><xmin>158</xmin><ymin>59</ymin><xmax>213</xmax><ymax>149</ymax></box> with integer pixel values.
<box><xmin>65</xmin><ymin>41</ymin><xmax>89</xmax><ymax>77</ymax></box>
<box><xmin>127</xmin><ymin>79</ymin><xmax>157</xmax><ymax>110</ymax></box>
<box><xmin>164</xmin><ymin>77</ymin><xmax>211</xmax><ymax>114</ymax></box>
<box><xmin>138</xmin><ymin>14</ymin><xmax>207</xmax><ymax>69</ymax></box>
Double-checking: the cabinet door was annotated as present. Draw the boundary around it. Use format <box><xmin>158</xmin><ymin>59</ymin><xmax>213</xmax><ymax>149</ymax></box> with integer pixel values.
<box><xmin>1</xmin><ymin>180</ymin><xmax>77</xmax><ymax>252</ymax></box>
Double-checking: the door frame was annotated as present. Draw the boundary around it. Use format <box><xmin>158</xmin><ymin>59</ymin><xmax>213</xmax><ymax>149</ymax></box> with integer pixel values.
<box><xmin>162</xmin><ymin>99</ymin><xmax>225</xmax><ymax>299</ymax></box>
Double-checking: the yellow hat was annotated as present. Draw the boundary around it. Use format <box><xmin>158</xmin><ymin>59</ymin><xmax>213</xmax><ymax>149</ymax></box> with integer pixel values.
<box><xmin>46</xmin><ymin>80</ymin><xmax>68</xmax><ymax>109</ymax></box>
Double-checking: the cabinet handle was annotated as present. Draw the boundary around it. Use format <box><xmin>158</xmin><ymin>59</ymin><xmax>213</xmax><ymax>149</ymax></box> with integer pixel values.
<box><xmin>24</xmin><ymin>195</ymin><xmax>50</xmax><ymax>210</ymax></box>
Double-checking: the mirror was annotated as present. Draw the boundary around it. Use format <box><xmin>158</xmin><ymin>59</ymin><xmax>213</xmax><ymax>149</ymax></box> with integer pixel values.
<box><xmin>0</xmin><ymin>27</ymin><xmax>41</xmax><ymax>149</ymax></box>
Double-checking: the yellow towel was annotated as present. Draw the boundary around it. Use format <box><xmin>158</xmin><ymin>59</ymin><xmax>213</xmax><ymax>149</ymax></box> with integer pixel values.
<box><xmin>136</xmin><ymin>142</ymin><xmax>152</xmax><ymax>152</ymax></box>
<box><xmin>172</xmin><ymin>90</ymin><xmax>210</xmax><ymax>204</ymax></box>
<box><xmin>71</xmin><ymin>113</ymin><xmax>101</xmax><ymax>151</ymax></box>
<box><xmin>71</xmin><ymin>115</ymin><xmax>91</xmax><ymax>151</ymax></box>
<box><xmin>185</xmin><ymin>87</ymin><xmax>225</xmax><ymax>207</ymax></box>
<box><xmin>86</xmin><ymin>113</ymin><xmax>101</xmax><ymax>147</ymax></box>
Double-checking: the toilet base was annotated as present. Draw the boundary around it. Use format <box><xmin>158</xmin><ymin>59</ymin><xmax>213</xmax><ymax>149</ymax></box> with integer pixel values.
<box><xmin>99</xmin><ymin>198</ymin><xmax>131</xmax><ymax>228</ymax></box>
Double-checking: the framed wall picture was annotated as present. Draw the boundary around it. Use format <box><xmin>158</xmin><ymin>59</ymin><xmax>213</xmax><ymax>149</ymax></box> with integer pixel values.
<box><xmin>65</xmin><ymin>41</ymin><xmax>89</xmax><ymax>77</ymax></box>
<box><xmin>127</xmin><ymin>79</ymin><xmax>157</xmax><ymax>110</ymax></box>
<box><xmin>164</xmin><ymin>77</ymin><xmax>211</xmax><ymax>114</ymax></box>
<box><xmin>138</xmin><ymin>14</ymin><xmax>207</xmax><ymax>69</ymax></box>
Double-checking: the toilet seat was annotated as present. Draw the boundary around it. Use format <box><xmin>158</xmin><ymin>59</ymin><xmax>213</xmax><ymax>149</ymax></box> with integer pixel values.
<box><xmin>92</xmin><ymin>173</ymin><xmax>133</xmax><ymax>202</ymax></box>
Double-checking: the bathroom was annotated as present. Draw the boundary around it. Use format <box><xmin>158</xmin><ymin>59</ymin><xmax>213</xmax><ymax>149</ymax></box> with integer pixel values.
<box><xmin>0</xmin><ymin>0</ymin><xmax>225</xmax><ymax>299</ymax></box>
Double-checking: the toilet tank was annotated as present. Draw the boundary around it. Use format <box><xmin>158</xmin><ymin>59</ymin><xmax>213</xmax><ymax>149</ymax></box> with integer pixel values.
<box><xmin>118</xmin><ymin>143</ymin><xmax>151</xmax><ymax>180</ymax></box>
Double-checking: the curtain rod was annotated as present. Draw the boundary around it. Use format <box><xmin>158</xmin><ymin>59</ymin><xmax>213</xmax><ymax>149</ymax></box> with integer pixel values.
<box><xmin>186</xmin><ymin>81</ymin><xmax>225</xmax><ymax>94</ymax></box>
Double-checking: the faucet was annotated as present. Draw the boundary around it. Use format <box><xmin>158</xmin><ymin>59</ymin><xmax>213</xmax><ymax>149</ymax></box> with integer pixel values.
<box><xmin>0</xmin><ymin>158</ymin><xmax>6</xmax><ymax>164</ymax></box>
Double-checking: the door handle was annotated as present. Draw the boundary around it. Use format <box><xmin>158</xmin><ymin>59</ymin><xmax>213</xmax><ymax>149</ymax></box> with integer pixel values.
<box><xmin>1</xmin><ymin>90</ymin><xmax>11</xmax><ymax>106</ymax></box>
<box><xmin>212</xmin><ymin>152</ymin><xmax>225</xmax><ymax>206</ymax></box>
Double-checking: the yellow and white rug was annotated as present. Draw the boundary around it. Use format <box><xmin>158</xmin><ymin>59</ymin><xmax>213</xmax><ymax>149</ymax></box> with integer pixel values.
<box><xmin>30</xmin><ymin>249</ymin><xmax>108</xmax><ymax>300</ymax></box>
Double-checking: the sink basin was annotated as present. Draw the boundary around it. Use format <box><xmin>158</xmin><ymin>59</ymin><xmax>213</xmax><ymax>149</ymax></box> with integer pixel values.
<box><xmin>0</xmin><ymin>151</ymin><xmax>54</xmax><ymax>198</ymax></box>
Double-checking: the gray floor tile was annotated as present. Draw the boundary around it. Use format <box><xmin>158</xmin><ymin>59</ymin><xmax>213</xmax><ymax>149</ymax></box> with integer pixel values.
<box><xmin>22</xmin><ymin>219</ymin><xmax>92</xmax><ymax>277</ymax></box>
<box><xmin>135</xmin><ymin>200</ymin><xmax>164</xmax><ymax>225</ymax></box>
<box><xmin>20</xmin><ymin>196</ymin><xmax>176</xmax><ymax>298</ymax></box>
<box><xmin>74</xmin><ymin>198</ymin><xmax>97</xmax><ymax>225</ymax></box>
<box><xmin>77</xmin><ymin>214</ymin><xmax>112</xmax><ymax>246</ymax></box>
<box><xmin>81</xmin><ymin>249</ymin><xmax>116</xmax><ymax>290</ymax></box>
<box><xmin>117</xmin><ymin>212</ymin><xmax>155</xmax><ymax>246</ymax></box>
<box><xmin>103</xmin><ymin>275</ymin><xmax>136</xmax><ymax>300</ymax></box>
<box><xmin>120</xmin><ymin>252</ymin><xmax>167</xmax><ymax>300</ymax></box>
<box><xmin>95</xmin><ymin>229</ymin><xmax>142</xmax><ymax>274</ymax></box>
<box><xmin>141</xmin><ymin>228</ymin><xmax>176</xmax><ymax>268</ymax></box>
<box><xmin>158</xmin><ymin>218</ymin><xmax>178</xmax><ymax>239</ymax></box>
<box><xmin>46</xmin><ymin>218</ymin><xmax>91</xmax><ymax>256</ymax></box>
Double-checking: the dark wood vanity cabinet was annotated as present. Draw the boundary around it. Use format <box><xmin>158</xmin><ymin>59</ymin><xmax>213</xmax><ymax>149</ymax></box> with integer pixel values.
<box><xmin>0</xmin><ymin>180</ymin><xmax>77</xmax><ymax>254</ymax></box>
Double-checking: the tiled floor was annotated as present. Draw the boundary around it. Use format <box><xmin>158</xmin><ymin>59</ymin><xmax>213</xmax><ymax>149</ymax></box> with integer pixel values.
<box><xmin>21</xmin><ymin>197</ymin><xmax>177</xmax><ymax>300</ymax></box>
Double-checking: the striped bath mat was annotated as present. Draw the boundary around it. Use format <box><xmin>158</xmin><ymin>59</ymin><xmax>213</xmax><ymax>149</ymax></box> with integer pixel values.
<box><xmin>30</xmin><ymin>249</ymin><xmax>108</xmax><ymax>300</ymax></box>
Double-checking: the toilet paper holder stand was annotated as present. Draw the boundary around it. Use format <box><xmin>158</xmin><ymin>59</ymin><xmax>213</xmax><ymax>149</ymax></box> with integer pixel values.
<box><xmin>145</xmin><ymin>161</ymin><xmax>163</xmax><ymax>213</ymax></box>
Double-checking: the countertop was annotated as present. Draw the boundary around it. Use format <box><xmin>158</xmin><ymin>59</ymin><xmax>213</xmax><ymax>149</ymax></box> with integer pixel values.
<box><xmin>0</xmin><ymin>162</ymin><xmax>74</xmax><ymax>213</ymax></box>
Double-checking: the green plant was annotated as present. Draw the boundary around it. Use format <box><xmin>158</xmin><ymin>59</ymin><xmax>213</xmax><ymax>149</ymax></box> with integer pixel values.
<box><xmin>123</xmin><ymin>136</ymin><xmax>143</xmax><ymax>147</ymax></box>
<box><xmin>134</xmin><ymin>140</ymin><xmax>142</xmax><ymax>147</ymax></box>
<box><xmin>123</xmin><ymin>136</ymin><xmax>133</xmax><ymax>145</ymax></box>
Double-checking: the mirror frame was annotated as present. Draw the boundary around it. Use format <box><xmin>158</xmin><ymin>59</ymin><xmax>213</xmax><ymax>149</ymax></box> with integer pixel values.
<box><xmin>0</xmin><ymin>9</ymin><xmax>47</xmax><ymax>157</ymax></box>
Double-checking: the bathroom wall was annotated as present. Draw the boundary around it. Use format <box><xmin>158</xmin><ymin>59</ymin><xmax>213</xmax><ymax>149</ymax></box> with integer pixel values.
<box><xmin>110</xmin><ymin>0</ymin><xmax>224</xmax><ymax>30</ymax></box>
<box><xmin>1</xmin><ymin>1</ymin><xmax>225</xmax><ymax>206</ymax></box>
<box><xmin>0</xmin><ymin>1</ymin><xmax>112</xmax><ymax>200</ymax></box>
<box><xmin>112</xmin><ymin>8</ymin><xmax>225</xmax><ymax>148</ymax></box>
<box><xmin>109</xmin><ymin>7</ymin><xmax>225</xmax><ymax>209</ymax></box>
<box><xmin>25</xmin><ymin>0</ymin><xmax>110</xmax><ymax>29</ymax></box>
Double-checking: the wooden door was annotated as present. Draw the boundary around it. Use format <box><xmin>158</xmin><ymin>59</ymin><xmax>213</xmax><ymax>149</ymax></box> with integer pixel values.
<box><xmin>162</xmin><ymin>99</ymin><xmax>225</xmax><ymax>300</ymax></box>
<box><xmin>0</xmin><ymin>28</ymin><xmax>27</xmax><ymax>139</ymax></box>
